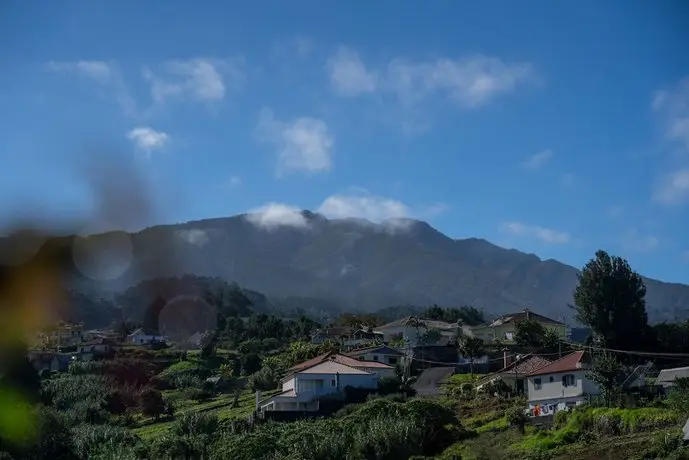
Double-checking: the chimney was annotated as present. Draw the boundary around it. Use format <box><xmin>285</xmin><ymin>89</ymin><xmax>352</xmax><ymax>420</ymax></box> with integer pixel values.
<box><xmin>503</xmin><ymin>349</ymin><xmax>511</xmax><ymax>368</ymax></box>
<box><xmin>255</xmin><ymin>390</ymin><xmax>261</xmax><ymax>411</ymax></box>
<box><xmin>525</xmin><ymin>307</ymin><xmax>530</xmax><ymax>320</ymax></box>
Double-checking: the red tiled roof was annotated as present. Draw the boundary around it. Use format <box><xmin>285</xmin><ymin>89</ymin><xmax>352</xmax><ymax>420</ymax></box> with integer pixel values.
<box><xmin>498</xmin><ymin>355</ymin><xmax>553</xmax><ymax>377</ymax></box>
<box><xmin>287</xmin><ymin>352</ymin><xmax>332</xmax><ymax>372</ymax></box>
<box><xmin>287</xmin><ymin>352</ymin><xmax>394</xmax><ymax>376</ymax></box>
<box><xmin>527</xmin><ymin>351</ymin><xmax>586</xmax><ymax>376</ymax></box>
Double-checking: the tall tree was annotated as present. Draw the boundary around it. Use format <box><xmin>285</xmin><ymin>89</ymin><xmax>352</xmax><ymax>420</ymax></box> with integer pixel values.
<box><xmin>573</xmin><ymin>250</ymin><xmax>648</xmax><ymax>350</ymax></box>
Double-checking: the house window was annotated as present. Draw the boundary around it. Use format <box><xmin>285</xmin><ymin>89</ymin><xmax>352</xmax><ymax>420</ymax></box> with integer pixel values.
<box><xmin>534</xmin><ymin>378</ymin><xmax>542</xmax><ymax>390</ymax></box>
<box><xmin>358</xmin><ymin>357</ymin><xmax>365</xmax><ymax>361</ymax></box>
<box><xmin>562</xmin><ymin>374</ymin><xmax>576</xmax><ymax>387</ymax></box>
<box><xmin>331</xmin><ymin>379</ymin><xmax>337</xmax><ymax>387</ymax></box>
<box><xmin>388</xmin><ymin>357</ymin><xmax>398</xmax><ymax>365</ymax></box>
<box><xmin>505</xmin><ymin>332</ymin><xmax>514</xmax><ymax>340</ymax></box>
<box><xmin>549</xmin><ymin>376</ymin><xmax>554</xmax><ymax>383</ymax></box>
<box><xmin>372</xmin><ymin>355</ymin><xmax>379</xmax><ymax>361</ymax></box>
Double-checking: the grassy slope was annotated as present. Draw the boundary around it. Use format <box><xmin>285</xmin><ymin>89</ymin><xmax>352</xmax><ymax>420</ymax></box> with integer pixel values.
<box><xmin>437</xmin><ymin>395</ymin><xmax>683</xmax><ymax>460</ymax></box>
<box><xmin>132</xmin><ymin>389</ymin><xmax>281</xmax><ymax>440</ymax></box>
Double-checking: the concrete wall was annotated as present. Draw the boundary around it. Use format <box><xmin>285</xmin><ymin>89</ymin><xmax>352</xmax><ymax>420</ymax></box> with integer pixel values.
<box><xmin>282</xmin><ymin>377</ymin><xmax>295</xmax><ymax>391</ymax></box>
<box><xmin>527</xmin><ymin>370</ymin><xmax>599</xmax><ymax>403</ymax></box>
<box><xmin>356</xmin><ymin>351</ymin><xmax>401</xmax><ymax>366</ymax></box>
<box><xmin>295</xmin><ymin>372</ymin><xmax>378</xmax><ymax>395</ymax></box>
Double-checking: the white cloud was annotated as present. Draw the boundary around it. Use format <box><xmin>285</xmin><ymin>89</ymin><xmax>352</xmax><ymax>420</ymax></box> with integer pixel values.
<box><xmin>244</xmin><ymin>203</ymin><xmax>310</xmax><ymax>230</ymax></box>
<box><xmin>144</xmin><ymin>58</ymin><xmax>242</xmax><ymax>105</ymax></box>
<box><xmin>653</xmin><ymin>168</ymin><xmax>689</xmax><ymax>205</ymax></box>
<box><xmin>318</xmin><ymin>194</ymin><xmax>410</xmax><ymax>222</ymax></box>
<box><xmin>245</xmin><ymin>191</ymin><xmax>445</xmax><ymax>233</ymax></box>
<box><xmin>325</xmin><ymin>48</ymin><xmax>535</xmax><ymax>107</ymax></box>
<box><xmin>502</xmin><ymin>221</ymin><xmax>570</xmax><ymax>244</ymax></box>
<box><xmin>521</xmin><ymin>149</ymin><xmax>553</xmax><ymax>170</ymax></box>
<box><xmin>388</xmin><ymin>56</ymin><xmax>535</xmax><ymax>108</ymax></box>
<box><xmin>126</xmin><ymin>127</ymin><xmax>169</xmax><ymax>156</ymax></box>
<box><xmin>48</xmin><ymin>60</ymin><xmax>112</xmax><ymax>83</ymax></box>
<box><xmin>176</xmin><ymin>229</ymin><xmax>209</xmax><ymax>246</ymax></box>
<box><xmin>620</xmin><ymin>230</ymin><xmax>659</xmax><ymax>253</ymax></box>
<box><xmin>652</xmin><ymin>77</ymin><xmax>689</xmax><ymax>151</ymax></box>
<box><xmin>256</xmin><ymin>109</ymin><xmax>333</xmax><ymax>174</ymax></box>
<box><xmin>327</xmin><ymin>47</ymin><xmax>378</xmax><ymax>96</ymax></box>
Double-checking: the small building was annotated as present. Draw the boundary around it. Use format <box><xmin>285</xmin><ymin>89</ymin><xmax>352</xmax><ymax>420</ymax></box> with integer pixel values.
<box><xmin>373</xmin><ymin>317</ymin><xmax>465</xmax><ymax>347</ymax></box>
<box><xmin>29</xmin><ymin>352</ymin><xmax>74</xmax><ymax>374</ymax></box>
<box><xmin>470</xmin><ymin>308</ymin><xmax>570</xmax><ymax>343</ymax></box>
<box><xmin>77</xmin><ymin>338</ymin><xmax>116</xmax><ymax>355</ymax></box>
<box><xmin>127</xmin><ymin>328</ymin><xmax>166</xmax><ymax>345</ymax></box>
<box><xmin>37</xmin><ymin>322</ymin><xmax>85</xmax><ymax>348</ymax></box>
<box><xmin>526</xmin><ymin>351</ymin><xmax>600</xmax><ymax>414</ymax></box>
<box><xmin>311</xmin><ymin>326</ymin><xmax>381</xmax><ymax>347</ymax></box>
<box><xmin>655</xmin><ymin>366</ymin><xmax>689</xmax><ymax>389</ymax></box>
<box><xmin>289</xmin><ymin>352</ymin><xmax>397</xmax><ymax>379</ymax></box>
<box><xmin>258</xmin><ymin>355</ymin><xmax>379</xmax><ymax>413</ymax></box>
<box><xmin>345</xmin><ymin>345</ymin><xmax>406</xmax><ymax>368</ymax></box>
<box><xmin>477</xmin><ymin>353</ymin><xmax>553</xmax><ymax>395</ymax></box>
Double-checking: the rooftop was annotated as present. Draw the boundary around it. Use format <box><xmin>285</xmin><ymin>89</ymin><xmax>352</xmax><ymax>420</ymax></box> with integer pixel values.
<box><xmin>498</xmin><ymin>354</ymin><xmax>553</xmax><ymax>377</ymax></box>
<box><xmin>298</xmin><ymin>360</ymin><xmax>372</xmax><ymax>375</ymax></box>
<box><xmin>374</xmin><ymin>317</ymin><xmax>460</xmax><ymax>330</ymax></box>
<box><xmin>485</xmin><ymin>308</ymin><xmax>564</xmax><ymax>328</ymax></box>
<box><xmin>528</xmin><ymin>351</ymin><xmax>586</xmax><ymax>376</ymax></box>
<box><xmin>656</xmin><ymin>366</ymin><xmax>689</xmax><ymax>385</ymax></box>
<box><xmin>345</xmin><ymin>345</ymin><xmax>405</xmax><ymax>358</ymax></box>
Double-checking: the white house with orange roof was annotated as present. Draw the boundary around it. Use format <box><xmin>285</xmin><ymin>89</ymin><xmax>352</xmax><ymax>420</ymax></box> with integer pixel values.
<box><xmin>526</xmin><ymin>351</ymin><xmax>600</xmax><ymax>414</ymax></box>
<box><xmin>257</xmin><ymin>353</ymin><xmax>382</xmax><ymax>413</ymax></box>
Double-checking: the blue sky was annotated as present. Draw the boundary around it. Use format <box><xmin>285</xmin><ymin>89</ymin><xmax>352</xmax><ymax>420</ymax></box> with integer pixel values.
<box><xmin>1</xmin><ymin>0</ymin><xmax>689</xmax><ymax>283</ymax></box>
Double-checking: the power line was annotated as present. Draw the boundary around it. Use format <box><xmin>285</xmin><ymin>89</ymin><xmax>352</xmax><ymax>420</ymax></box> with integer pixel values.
<box><xmin>564</xmin><ymin>341</ymin><xmax>689</xmax><ymax>359</ymax></box>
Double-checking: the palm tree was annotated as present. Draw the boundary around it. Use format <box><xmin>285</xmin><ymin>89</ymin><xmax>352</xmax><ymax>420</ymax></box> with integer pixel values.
<box><xmin>458</xmin><ymin>336</ymin><xmax>485</xmax><ymax>375</ymax></box>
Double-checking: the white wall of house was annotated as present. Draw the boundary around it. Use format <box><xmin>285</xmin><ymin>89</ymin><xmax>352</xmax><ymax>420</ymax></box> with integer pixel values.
<box><xmin>354</xmin><ymin>351</ymin><xmax>402</xmax><ymax>366</ymax></box>
<box><xmin>294</xmin><ymin>372</ymin><xmax>378</xmax><ymax>397</ymax></box>
<box><xmin>376</xmin><ymin>324</ymin><xmax>461</xmax><ymax>346</ymax></box>
<box><xmin>526</xmin><ymin>370</ymin><xmax>599</xmax><ymax>407</ymax></box>
<box><xmin>356</xmin><ymin>366</ymin><xmax>396</xmax><ymax>379</ymax></box>
<box><xmin>282</xmin><ymin>377</ymin><xmax>295</xmax><ymax>392</ymax></box>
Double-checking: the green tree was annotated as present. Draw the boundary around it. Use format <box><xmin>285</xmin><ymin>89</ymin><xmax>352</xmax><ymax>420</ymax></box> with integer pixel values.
<box><xmin>514</xmin><ymin>319</ymin><xmax>560</xmax><ymax>349</ymax></box>
<box><xmin>458</xmin><ymin>336</ymin><xmax>485</xmax><ymax>375</ymax></box>
<box><xmin>138</xmin><ymin>387</ymin><xmax>166</xmax><ymax>420</ymax></box>
<box><xmin>505</xmin><ymin>405</ymin><xmax>529</xmax><ymax>434</ymax></box>
<box><xmin>241</xmin><ymin>353</ymin><xmax>261</xmax><ymax>376</ymax></box>
<box><xmin>587</xmin><ymin>353</ymin><xmax>621</xmax><ymax>407</ymax></box>
<box><xmin>573</xmin><ymin>250</ymin><xmax>648</xmax><ymax>350</ymax></box>
<box><xmin>667</xmin><ymin>377</ymin><xmax>689</xmax><ymax>415</ymax></box>
<box><xmin>420</xmin><ymin>328</ymin><xmax>442</xmax><ymax>345</ymax></box>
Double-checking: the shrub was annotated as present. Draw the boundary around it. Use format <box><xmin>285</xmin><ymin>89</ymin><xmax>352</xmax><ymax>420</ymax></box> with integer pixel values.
<box><xmin>172</xmin><ymin>413</ymin><xmax>219</xmax><ymax>437</ymax></box>
<box><xmin>137</xmin><ymin>387</ymin><xmax>166</xmax><ymax>419</ymax></box>
<box><xmin>667</xmin><ymin>378</ymin><xmax>689</xmax><ymax>415</ymax></box>
<box><xmin>505</xmin><ymin>405</ymin><xmax>528</xmax><ymax>434</ymax></box>
<box><xmin>71</xmin><ymin>423</ymin><xmax>141</xmax><ymax>459</ymax></box>
<box><xmin>248</xmin><ymin>366</ymin><xmax>279</xmax><ymax>392</ymax></box>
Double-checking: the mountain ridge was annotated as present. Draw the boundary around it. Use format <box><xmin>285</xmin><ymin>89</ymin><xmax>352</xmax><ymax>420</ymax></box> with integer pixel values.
<box><xmin>3</xmin><ymin>212</ymin><xmax>688</xmax><ymax>323</ymax></box>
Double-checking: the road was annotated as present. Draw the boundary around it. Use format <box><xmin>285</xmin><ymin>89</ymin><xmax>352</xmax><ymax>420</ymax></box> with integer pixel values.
<box><xmin>413</xmin><ymin>366</ymin><xmax>455</xmax><ymax>396</ymax></box>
